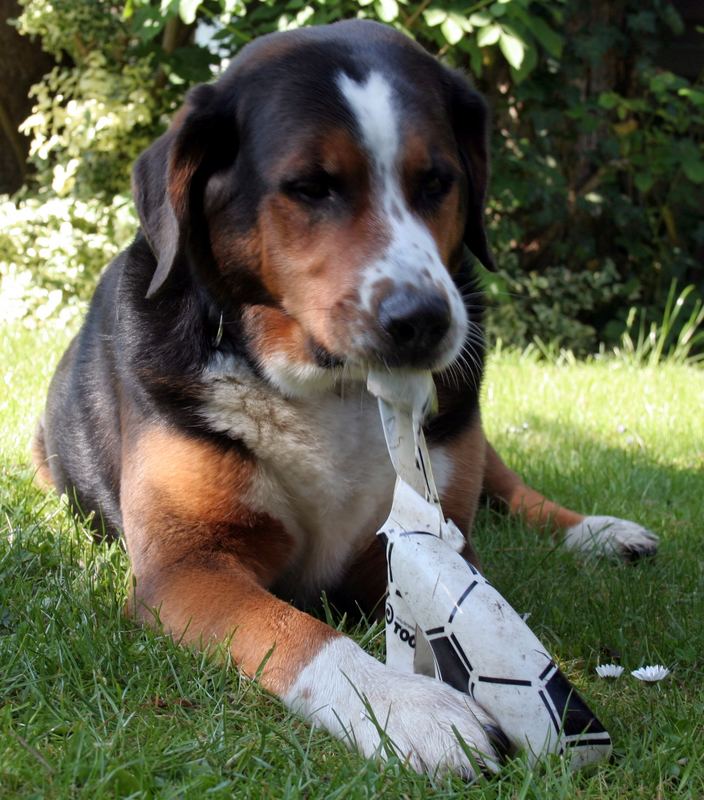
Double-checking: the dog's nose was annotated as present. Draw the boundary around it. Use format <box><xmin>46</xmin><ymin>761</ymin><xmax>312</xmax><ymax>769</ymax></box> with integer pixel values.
<box><xmin>378</xmin><ymin>289</ymin><xmax>451</xmax><ymax>358</ymax></box>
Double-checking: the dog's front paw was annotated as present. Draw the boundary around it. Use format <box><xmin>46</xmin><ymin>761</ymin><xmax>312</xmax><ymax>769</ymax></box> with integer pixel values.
<box><xmin>564</xmin><ymin>515</ymin><xmax>659</xmax><ymax>560</ymax></box>
<box><xmin>285</xmin><ymin>637</ymin><xmax>502</xmax><ymax>779</ymax></box>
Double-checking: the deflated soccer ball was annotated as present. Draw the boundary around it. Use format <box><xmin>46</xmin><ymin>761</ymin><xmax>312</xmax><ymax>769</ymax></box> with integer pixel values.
<box><xmin>382</xmin><ymin>529</ymin><xmax>612</xmax><ymax>767</ymax></box>
<box><xmin>367</xmin><ymin>369</ymin><xmax>611</xmax><ymax>769</ymax></box>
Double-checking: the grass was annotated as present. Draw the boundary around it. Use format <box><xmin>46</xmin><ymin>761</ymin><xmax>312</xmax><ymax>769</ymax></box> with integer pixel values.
<box><xmin>617</xmin><ymin>282</ymin><xmax>704</xmax><ymax>367</ymax></box>
<box><xmin>1</xmin><ymin>321</ymin><xmax>703</xmax><ymax>798</ymax></box>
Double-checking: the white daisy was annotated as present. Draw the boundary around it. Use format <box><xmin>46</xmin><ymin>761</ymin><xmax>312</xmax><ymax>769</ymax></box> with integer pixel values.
<box><xmin>631</xmin><ymin>665</ymin><xmax>670</xmax><ymax>682</ymax></box>
<box><xmin>596</xmin><ymin>664</ymin><xmax>624</xmax><ymax>678</ymax></box>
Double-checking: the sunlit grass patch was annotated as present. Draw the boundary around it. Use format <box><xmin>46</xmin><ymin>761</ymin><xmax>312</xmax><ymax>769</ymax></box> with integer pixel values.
<box><xmin>1</xmin><ymin>322</ymin><xmax>702</xmax><ymax>798</ymax></box>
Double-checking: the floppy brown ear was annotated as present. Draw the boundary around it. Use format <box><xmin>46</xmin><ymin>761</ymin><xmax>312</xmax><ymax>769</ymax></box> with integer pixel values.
<box><xmin>132</xmin><ymin>84</ymin><xmax>238</xmax><ymax>298</ymax></box>
<box><xmin>448</xmin><ymin>73</ymin><xmax>494</xmax><ymax>270</ymax></box>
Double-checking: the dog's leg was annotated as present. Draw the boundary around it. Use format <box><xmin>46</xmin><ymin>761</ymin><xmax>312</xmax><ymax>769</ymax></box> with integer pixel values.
<box><xmin>30</xmin><ymin>416</ymin><xmax>54</xmax><ymax>489</ymax></box>
<box><xmin>121</xmin><ymin>426</ymin><xmax>500</xmax><ymax>778</ymax></box>
<box><xmin>437</xmin><ymin>416</ymin><xmax>487</xmax><ymax>569</ymax></box>
<box><xmin>483</xmin><ymin>441</ymin><xmax>658</xmax><ymax>559</ymax></box>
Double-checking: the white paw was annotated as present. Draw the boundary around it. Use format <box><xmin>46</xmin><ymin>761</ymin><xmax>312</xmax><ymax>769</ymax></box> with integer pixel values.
<box><xmin>285</xmin><ymin>637</ymin><xmax>501</xmax><ymax>778</ymax></box>
<box><xmin>564</xmin><ymin>515</ymin><xmax>659</xmax><ymax>560</ymax></box>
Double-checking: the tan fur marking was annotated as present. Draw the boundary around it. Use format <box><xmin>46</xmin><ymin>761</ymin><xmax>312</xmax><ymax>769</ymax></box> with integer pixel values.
<box><xmin>211</xmin><ymin>227</ymin><xmax>262</xmax><ymax>279</ymax></box>
<box><xmin>122</xmin><ymin>427</ymin><xmax>293</xmax><ymax>584</ymax></box>
<box><xmin>440</xmin><ymin>416</ymin><xmax>486</xmax><ymax>567</ymax></box>
<box><xmin>257</xmin><ymin>129</ymin><xmax>390</xmax><ymax>355</ymax></box>
<box><xmin>129</xmin><ymin>563</ymin><xmax>338</xmax><ymax>695</ymax></box>
<box><xmin>121</xmin><ymin>426</ymin><xmax>338</xmax><ymax>695</ymax></box>
<box><xmin>242</xmin><ymin>305</ymin><xmax>314</xmax><ymax>370</ymax></box>
<box><xmin>483</xmin><ymin>442</ymin><xmax>584</xmax><ymax>537</ymax></box>
<box><xmin>424</xmin><ymin>183</ymin><xmax>464</xmax><ymax>266</ymax></box>
<box><xmin>400</xmin><ymin>132</ymin><xmax>464</xmax><ymax>266</ymax></box>
<box><xmin>30</xmin><ymin>418</ymin><xmax>53</xmax><ymax>489</ymax></box>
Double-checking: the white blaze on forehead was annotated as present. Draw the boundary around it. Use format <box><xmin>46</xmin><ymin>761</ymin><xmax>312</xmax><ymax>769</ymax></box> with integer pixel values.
<box><xmin>335</xmin><ymin>70</ymin><xmax>467</xmax><ymax>368</ymax></box>
<box><xmin>336</xmin><ymin>71</ymin><xmax>399</xmax><ymax>174</ymax></box>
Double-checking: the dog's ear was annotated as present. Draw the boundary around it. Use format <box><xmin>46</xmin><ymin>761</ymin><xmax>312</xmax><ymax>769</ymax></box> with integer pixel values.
<box><xmin>448</xmin><ymin>73</ymin><xmax>494</xmax><ymax>270</ymax></box>
<box><xmin>132</xmin><ymin>84</ymin><xmax>238</xmax><ymax>298</ymax></box>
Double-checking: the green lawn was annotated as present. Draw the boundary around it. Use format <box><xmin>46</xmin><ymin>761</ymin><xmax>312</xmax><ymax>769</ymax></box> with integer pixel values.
<box><xmin>1</xmin><ymin>322</ymin><xmax>702</xmax><ymax>799</ymax></box>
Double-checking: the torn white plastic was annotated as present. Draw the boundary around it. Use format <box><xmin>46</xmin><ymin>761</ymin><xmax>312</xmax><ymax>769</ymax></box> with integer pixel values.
<box><xmin>367</xmin><ymin>368</ymin><xmax>612</xmax><ymax>769</ymax></box>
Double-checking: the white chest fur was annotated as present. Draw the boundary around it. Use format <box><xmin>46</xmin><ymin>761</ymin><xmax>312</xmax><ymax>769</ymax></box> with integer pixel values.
<box><xmin>203</xmin><ymin>363</ymin><xmax>424</xmax><ymax>596</ymax></box>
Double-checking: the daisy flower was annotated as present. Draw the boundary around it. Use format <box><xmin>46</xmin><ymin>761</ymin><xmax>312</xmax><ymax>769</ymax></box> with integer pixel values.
<box><xmin>631</xmin><ymin>665</ymin><xmax>670</xmax><ymax>682</ymax></box>
<box><xmin>595</xmin><ymin>664</ymin><xmax>624</xmax><ymax>678</ymax></box>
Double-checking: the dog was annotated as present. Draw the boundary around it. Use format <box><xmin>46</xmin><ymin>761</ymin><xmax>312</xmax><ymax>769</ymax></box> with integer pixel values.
<box><xmin>33</xmin><ymin>20</ymin><xmax>658</xmax><ymax>778</ymax></box>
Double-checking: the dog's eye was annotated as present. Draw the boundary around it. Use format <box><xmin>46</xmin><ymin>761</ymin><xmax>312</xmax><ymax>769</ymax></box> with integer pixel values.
<box><xmin>283</xmin><ymin>173</ymin><xmax>336</xmax><ymax>204</ymax></box>
<box><xmin>422</xmin><ymin>173</ymin><xmax>444</xmax><ymax>196</ymax></box>
<box><xmin>417</xmin><ymin>170</ymin><xmax>452</xmax><ymax>203</ymax></box>
<box><xmin>414</xmin><ymin>169</ymin><xmax>454</xmax><ymax>212</ymax></box>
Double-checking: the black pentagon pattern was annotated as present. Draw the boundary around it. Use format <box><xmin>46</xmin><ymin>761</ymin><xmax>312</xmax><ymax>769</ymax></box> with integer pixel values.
<box><xmin>428</xmin><ymin>637</ymin><xmax>470</xmax><ymax>692</ymax></box>
<box><xmin>535</xmin><ymin>661</ymin><xmax>611</xmax><ymax>751</ymax></box>
<box><xmin>384</xmin><ymin>532</ymin><xmax>610</xmax><ymax>754</ymax></box>
<box><xmin>427</xmin><ymin>628</ymin><xmax>474</xmax><ymax>693</ymax></box>
<box><xmin>544</xmin><ymin>669</ymin><xmax>609</xmax><ymax>738</ymax></box>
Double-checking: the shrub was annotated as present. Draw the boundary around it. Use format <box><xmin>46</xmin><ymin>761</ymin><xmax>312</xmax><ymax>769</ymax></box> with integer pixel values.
<box><xmin>0</xmin><ymin>193</ymin><xmax>136</xmax><ymax>325</ymax></box>
<box><xmin>1</xmin><ymin>0</ymin><xmax>701</xmax><ymax>357</ymax></box>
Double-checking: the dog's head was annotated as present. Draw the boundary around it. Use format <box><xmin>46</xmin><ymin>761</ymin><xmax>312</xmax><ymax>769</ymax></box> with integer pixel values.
<box><xmin>133</xmin><ymin>20</ymin><xmax>492</xmax><ymax>395</ymax></box>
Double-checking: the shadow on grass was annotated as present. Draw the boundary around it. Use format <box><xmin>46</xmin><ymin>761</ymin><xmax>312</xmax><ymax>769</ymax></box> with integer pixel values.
<box><xmin>488</xmin><ymin>411</ymin><xmax>701</xmax><ymax>536</ymax></box>
<box><xmin>474</xmin><ymin>414</ymin><xmax>702</xmax><ymax>682</ymax></box>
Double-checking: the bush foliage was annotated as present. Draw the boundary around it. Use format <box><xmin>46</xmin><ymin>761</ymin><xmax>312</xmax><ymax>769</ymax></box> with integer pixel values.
<box><xmin>1</xmin><ymin>0</ymin><xmax>702</xmax><ymax>353</ymax></box>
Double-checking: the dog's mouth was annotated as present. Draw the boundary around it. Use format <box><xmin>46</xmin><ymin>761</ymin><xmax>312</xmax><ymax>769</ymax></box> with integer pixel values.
<box><xmin>316</xmin><ymin>283</ymin><xmax>468</xmax><ymax>374</ymax></box>
<box><xmin>247</xmin><ymin>286</ymin><xmax>469</xmax><ymax>398</ymax></box>
<box><xmin>254</xmin><ymin>320</ymin><xmax>468</xmax><ymax>400</ymax></box>
<box><xmin>307</xmin><ymin>318</ymin><xmax>465</xmax><ymax>376</ymax></box>
<box><xmin>309</xmin><ymin>340</ymin><xmax>346</xmax><ymax>371</ymax></box>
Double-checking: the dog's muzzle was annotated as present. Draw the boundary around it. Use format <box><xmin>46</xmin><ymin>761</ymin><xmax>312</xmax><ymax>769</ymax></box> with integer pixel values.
<box><xmin>376</xmin><ymin>288</ymin><xmax>452</xmax><ymax>367</ymax></box>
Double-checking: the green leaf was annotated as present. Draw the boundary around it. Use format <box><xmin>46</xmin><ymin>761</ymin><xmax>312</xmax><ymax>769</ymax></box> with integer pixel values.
<box><xmin>464</xmin><ymin>38</ymin><xmax>483</xmax><ymax>77</ymax></box>
<box><xmin>469</xmin><ymin>12</ymin><xmax>492</xmax><ymax>27</ymax></box>
<box><xmin>598</xmin><ymin>92</ymin><xmax>621</xmax><ymax>110</ymax></box>
<box><xmin>424</xmin><ymin>9</ymin><xmax>447</xmax><ymax>27</ymax></box>
<box><xmin>168</xmin><ymin>43</ymin><xmax>219</xmax><ymax>82</ymax></box>
<box><xmin>662</xmin><ymin>4</ymin><xmax>685</xmax><ymax>35</ymax></box>
<box><xmin>649</xmin><ymin>71</ymin><xmax>683</xmax><ymax>94</ymax></box>
<box><xmin>682</xmin><ymin>158</ymin><xmax>704</xmax><ymax>184</ymax></box>
<box><xmin>510</xmin><ymin>39</ymin><xmax>537</xmax><ymax>82</ymax></box>
<box><xmin>295</xmin><ymin>5</ymin><xmax>315</xmax><ymax>25</ymax></box>
<box><xmin>634</xmin><ymin>171</ymin><xmax>654</xmax><ymax>193</ymax></box>
<box><xmin>524</xmin><ymin>16</ymin><xmax>563</xmax><ymax>58</ymax></box>
<box><xmin>466</xmin><ymin>37</ymin><xmax>483</xmax><ymax>78</ymax></box>
<box><xmin>499</xmin><ymin>31</ymin><xmax>525</xmax><ymax>69</ymax></box>
<box><xmin>449</xmin><ymin>11</ymin><xmax>473</xmax><ymax>33</ymax></box>
<box><xmin>477</xmin><ymin>24</ymin><xmax>501</xmax><ymax>47</ymax></box>
<box><xmin>375</xmin><ymin>0</ymin><xmax>399</xmax><ymax>23</ymax></box>
<box><xmin>178</xmin><ymin>0</ymin><xmax>202</xmax><ymax>25</ymax></box>
<box><xmin>132</xmin><ymin>6</ymin><xmax>166</xmax><ymax>42</ymax></box>
<box><xmin>441</xmin><ymin>16</ymin><xmax>463</xmax><ymax>45</ymax></box>
<box><xmin>679</xmin><ymin>87</ymin><xmax>704</xmax><ymax>107</ymax></box>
